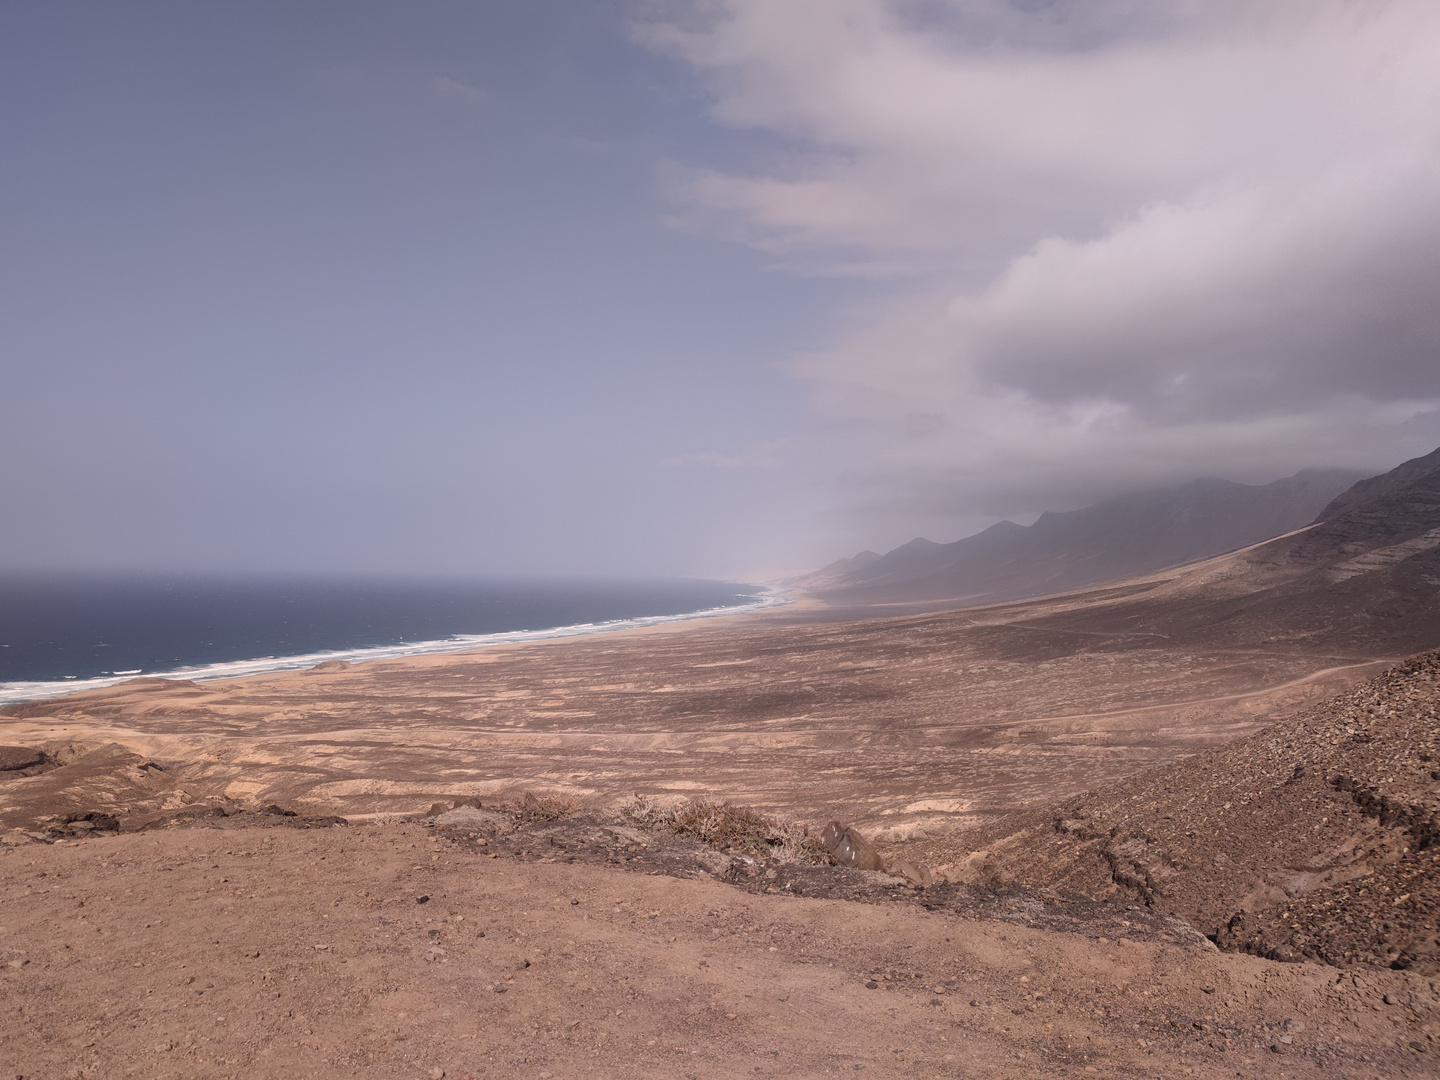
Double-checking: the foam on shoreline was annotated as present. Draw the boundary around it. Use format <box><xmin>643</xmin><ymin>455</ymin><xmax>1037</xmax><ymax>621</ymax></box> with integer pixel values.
<box><xmin>0</xmin><ymin>588</ymin><xmax>790</xmax><ymax>706</ymax></box>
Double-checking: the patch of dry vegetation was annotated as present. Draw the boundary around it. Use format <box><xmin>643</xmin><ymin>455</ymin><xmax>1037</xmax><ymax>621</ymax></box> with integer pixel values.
<box><xmin>617</xmin><ymin>794</ymin><xmax>825</xmax><ymax>862</ymax></box>
<box><xmin>502</xmin><ymin>791</ymin><xmax>579</xmax><ymax>822</ymax></box>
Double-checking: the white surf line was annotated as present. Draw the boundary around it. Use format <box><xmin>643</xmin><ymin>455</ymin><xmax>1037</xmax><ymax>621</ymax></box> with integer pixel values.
<box><xmin>0</xmin><ymin>588</ymin><xmax>791</xmax><ymax>706</ymax></box>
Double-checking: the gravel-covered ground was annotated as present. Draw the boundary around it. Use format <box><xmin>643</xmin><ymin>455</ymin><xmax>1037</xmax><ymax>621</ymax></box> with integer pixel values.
<box><xmin>2</xmin><ymin>818</ymin><xmax>1436</xmax><ymax>1080</ymax></box>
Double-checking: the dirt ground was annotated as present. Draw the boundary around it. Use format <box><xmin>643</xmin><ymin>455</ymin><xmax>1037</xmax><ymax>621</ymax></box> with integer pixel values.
<box><xmin>3</xmin><ymin>819</ymin><xmax>1436</xmax><ymax>1080</ymax></box>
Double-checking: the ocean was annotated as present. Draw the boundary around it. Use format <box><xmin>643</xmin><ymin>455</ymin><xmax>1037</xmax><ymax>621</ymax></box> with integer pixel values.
<box><xmin>0</xmin><ymin>574</ymin><xmax>781</xmax><ymax>705</ymax></box>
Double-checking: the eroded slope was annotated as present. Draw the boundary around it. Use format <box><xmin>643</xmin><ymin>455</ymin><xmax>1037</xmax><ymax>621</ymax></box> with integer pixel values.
<box><xmin>920</xmin><ymin>651</ymin><xmax>1440</xmax><ymax>974</ymax></box>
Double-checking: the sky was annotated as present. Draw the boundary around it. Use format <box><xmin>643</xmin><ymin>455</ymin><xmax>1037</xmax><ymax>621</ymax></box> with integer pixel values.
<box><xmin>4</xmin><ymin>0</ymin><xmax>1440</xmax><ymax>579</ymax></box>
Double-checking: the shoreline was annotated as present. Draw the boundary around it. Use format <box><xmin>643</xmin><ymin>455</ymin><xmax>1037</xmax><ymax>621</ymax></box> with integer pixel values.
<box><xmin>0</xmin><ymin>585</ymin><xmax>795</xmax><ymax>706</ymax></box>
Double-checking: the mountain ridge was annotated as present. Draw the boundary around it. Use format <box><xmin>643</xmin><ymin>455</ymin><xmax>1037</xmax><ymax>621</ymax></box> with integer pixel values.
<box><xmin>804</xmin><ymin>466</ymin><xmax>1369</xmax><ymax>606</ymax></box>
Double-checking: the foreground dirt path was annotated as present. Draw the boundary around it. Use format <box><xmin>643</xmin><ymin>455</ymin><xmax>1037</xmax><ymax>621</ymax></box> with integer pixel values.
<box><xmin>3</xmin><ymin>824</ymin><xmax>1434</xmax><ymax>1080</ymax></box>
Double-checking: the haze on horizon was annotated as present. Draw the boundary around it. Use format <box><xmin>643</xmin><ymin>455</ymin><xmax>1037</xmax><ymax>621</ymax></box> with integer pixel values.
<box><xmin>4</xmin><ymin>0</ymin><xmax>1440</xmax><ymax>581</ymax></box>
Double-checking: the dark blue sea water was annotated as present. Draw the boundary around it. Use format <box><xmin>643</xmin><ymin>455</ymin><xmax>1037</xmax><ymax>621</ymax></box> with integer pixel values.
<box><xmin>0</xmin><ymin>574</ymin><xmax>779</xmax><ymax>704</ymax></box>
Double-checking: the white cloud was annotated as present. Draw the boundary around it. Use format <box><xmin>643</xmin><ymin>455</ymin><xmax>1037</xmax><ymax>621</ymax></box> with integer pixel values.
<box><xmin>640</xmin><ymin>0</ymin><xmax>1440</xmax><ymax>543</ymax></box>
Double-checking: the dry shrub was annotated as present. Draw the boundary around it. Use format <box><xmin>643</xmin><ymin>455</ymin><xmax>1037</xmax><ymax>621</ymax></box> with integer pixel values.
<box><xmin>505</xmin><ymin>790</ymin><xmax>578</xmax><ymax>822</ymax></box>
<box><xmin>618</xmin><ymin>794</ymin><xmax>824</xmax><ymax>863</ymax></box>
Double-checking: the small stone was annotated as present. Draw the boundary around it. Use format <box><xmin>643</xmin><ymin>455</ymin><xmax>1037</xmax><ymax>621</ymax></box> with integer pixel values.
<box><xmin>865</xmin><ymin>980</ymin><xmax>879</xmax><ymax>989</ymax></box>
<box><xmin>493</xmin><ymin>984</ymin><xmax>507</xmax><ymax>993</ymax></box>
<box><xmin>571</xmin><ymin>898</ymin><xmax>580</xmax><ymax>905</ymax></box>
<box><xmin>416</xmin><ymin>895</ymin><xmax>430</xmax><ymax>905</ymax></box>
<box><xmin>1411</xmin><ymin>1041</ymin><xmax>1427</xmax><ymax>1053</ymax></box>
<box><xmin>517</xmin><ymin>959</ymin><xmax>530</xmax><ymax>970</ymax></box>
<box><xmin>725</xmin><ymin>1013</ymin><xmax>738</xmax><ymax>1020</ymax></box>
<box><xmin>1282</xmin><ymin>1018</ymin><xmax>1305</xmax><ymax>1033</ymax></box>
<box><xmin>1201</xmin><ymin>985</ymin><xmax>1215</xmax><ymax>994</ymax></box>
<box><xmin>428</xmin><ymin>1069</ymin><xmax>445</xmax><ymax>1079</ymax></box>
<box><xmin>1384</xmin><ymin>993</ymin><xmax>1399</xmax><ymax>1005</ymax></box>
<box><xmin>969</xmin><ymin>1000</ymin><xmax>981</xmax><ymax>1008</ymax></box>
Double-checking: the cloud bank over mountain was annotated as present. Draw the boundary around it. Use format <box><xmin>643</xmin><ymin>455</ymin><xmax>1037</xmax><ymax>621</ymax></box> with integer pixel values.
<box><xmin>643</xmin><ymin>0</ymin><xmax>1440</xmax><ymax>544</ymax></box>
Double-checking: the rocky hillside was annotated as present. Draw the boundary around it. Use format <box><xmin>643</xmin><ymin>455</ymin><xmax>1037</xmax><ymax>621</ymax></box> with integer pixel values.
<box><xmin>917</xmin><ymin>650</ymin><xmax>1440</xmax><ymax>974</ymax></box>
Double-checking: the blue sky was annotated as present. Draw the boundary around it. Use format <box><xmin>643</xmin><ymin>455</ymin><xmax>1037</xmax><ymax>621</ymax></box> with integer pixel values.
<box><xmin>5</xmin><ymin>1</ymin><xmax>1440</xmax><ymax>578</ymax></box>
<box><xmin>2</xmin><ymin>1</ymin><xmax>854</xmax><ymax>577</ymax></box>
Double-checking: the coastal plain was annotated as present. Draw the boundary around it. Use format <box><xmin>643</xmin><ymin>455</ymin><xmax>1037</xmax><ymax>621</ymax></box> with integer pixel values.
<box><xmin>0</xmin><ymin>595</ymin><xmax>1393</xmax><ymax>839</ymax></box>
